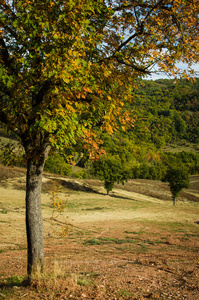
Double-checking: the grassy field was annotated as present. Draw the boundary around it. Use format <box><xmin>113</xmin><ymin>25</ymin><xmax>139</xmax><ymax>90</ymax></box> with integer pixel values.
<box><xmin>0</xmin><ymin>164</ymin><xmax>199</xmax><ymax>299</ymax></box>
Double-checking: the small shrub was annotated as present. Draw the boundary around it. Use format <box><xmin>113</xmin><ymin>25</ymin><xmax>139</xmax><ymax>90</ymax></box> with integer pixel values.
<box><xmin>48</xmin><ymin>184</ymin><xmax>68</xmax><ymax>237</ymax></box>
<box><xmin>72</xmin><ymin>169</ymin><xmax>87</xmax><ymax>179</ymax></box>
<box><xmin>5</xmin><ymin>276</ymin><xmax>25</xmax><ymax>287</ymax></box>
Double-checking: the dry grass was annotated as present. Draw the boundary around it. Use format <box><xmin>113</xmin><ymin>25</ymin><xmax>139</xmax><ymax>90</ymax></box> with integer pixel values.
<box><xmin>0</xmin><ymin>164</ymin><xmax>199</xmax><ymax>299</ymax></box>
<box><xmin>0</xmin><ymin>164</ymin><xmax>26</xmax><ymax>182</ymax></box>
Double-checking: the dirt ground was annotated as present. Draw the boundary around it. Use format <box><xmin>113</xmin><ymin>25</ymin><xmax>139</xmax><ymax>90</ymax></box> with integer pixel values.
<box><xmin>0</xmin><ymin>165</ymin><xmax>199</xmax><ymax>299</ymax></box>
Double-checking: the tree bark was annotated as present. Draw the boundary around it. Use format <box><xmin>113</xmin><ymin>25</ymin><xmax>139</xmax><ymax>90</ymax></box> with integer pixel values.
<box><xmin>25</xmin><ymin>146</ymin><xmax>50</xmax><ymax>278</ymax></box>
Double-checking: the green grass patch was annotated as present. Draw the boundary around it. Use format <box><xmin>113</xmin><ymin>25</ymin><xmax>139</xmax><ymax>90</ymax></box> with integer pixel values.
<box><xmin>184</xmin><ymin>233</ymin><xmax>199</xmax><ymax>237</ymax></box>
<box><xmin>75</xmin><ymin>272</ymin><xmax>98</xmax><ymax>287</ymax></box>
<box><xmin>77</xmin><ymin>277</ymin><xmax>91</xmax><ymax>286</ymax></box>
<box><xmin>85</xmin><ymin>234</ymin><xmax>169</xmax><ymax>247</ymax></box>
<box><xmin>154</xmin><ymin>239</ymin><xmax>164</xmax><ymax>244</ymax></box>
<box><xmin>84</xmin><ymin>238</ymin><xmax>101</xmax><ymax>245</ymax></box>
<box><xmin>4</xmin><ymin>276</ymin><xmax>25</xmax><ymax>287</ymax></box>
<box><xmin>82</xmin><ymin>207</ymin><xmax>105</xmax><ymax>211</ymax></box>
<box><xmin>0</xmin><ymin>220</ymin><xmax>10</xmax><ymax>223</ymax></box>
<box><xmin>118</xmin><ymin>289</ymin><xmax>135</xmax><ymax>298</ymax></box>
<box><xmin>180</xmin><ymin>236</ymin><xmax>189</xmax><ymax>241</ymax></box>
<box><xmin>139</xmin><ymin>243</ymin><xmax>148</xmax><ymax>250</ymax></box>
<box><xmin>124</xmin><ymin>230</ymin><xmax>140</xmax><ymax>235</ymax></box>
<box><xmin>67</xmin><ymin>202</ymin><xmax>80</xmax><ymax>209</ymax></box>
<box><xmin>0</xmin><ymin>276</ymin><xmax>25</xmax><ymax>298</ymax></box>
<box><xmin>85</xmin><ymin>237</ymin><xmax>138</xmax><ymax>245</ymax></box>
<box><xmin>164</xmin><ymin>222</ymin><xmax>191</xmax><ymax>232</ymax></box>
<box><xmin>41</xmin><ymin>204</ymin><xmax>51</xmax><ymax>208</ymax></box>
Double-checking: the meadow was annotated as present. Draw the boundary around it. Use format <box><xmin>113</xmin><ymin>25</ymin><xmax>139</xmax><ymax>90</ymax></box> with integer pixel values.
<box><xmin>0</xmin><ymin>164</ymin><xmax>199</xmax><ymax>299</ymax></box>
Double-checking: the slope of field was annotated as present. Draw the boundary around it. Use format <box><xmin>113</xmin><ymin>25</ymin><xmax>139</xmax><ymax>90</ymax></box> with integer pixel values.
<box><xmin>0</xmin><ymin>165</ymin><xmax>199</xmax><ymax>299</ymax></box>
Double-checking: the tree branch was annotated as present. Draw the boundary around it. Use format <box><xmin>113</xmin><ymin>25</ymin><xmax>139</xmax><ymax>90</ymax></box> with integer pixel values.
<box><xmin>0</xmin><ymin>111</ymin><xmax>8</xmax><ymax>125</ymax></box>
<box><xmin>115</xmin><ymin>57</ymin><xmax>150</xmax><ymax>74</ymax></box>
<box><xmin>0</xmin><ymin>36</ymin><xmax>19</xmax><ymax>76</ymax></box>
<box><xmin>32</xmin><ymin>79</ymin><xmax>53</xmax><ymax>108</ymax></box>
<box><xmin>0</xmin><ymin>37</ymin><xmax>10</xmax><ymax>66</ymax></box>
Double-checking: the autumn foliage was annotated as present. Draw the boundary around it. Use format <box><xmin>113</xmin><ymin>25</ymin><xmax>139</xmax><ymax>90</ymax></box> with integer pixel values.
<box><xmin>1</xmin><ymin>0</ymin><xmax>198</xmax><ymax>152</ymax></box>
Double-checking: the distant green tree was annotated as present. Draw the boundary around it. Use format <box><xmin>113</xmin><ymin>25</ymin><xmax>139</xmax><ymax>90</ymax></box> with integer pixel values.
<box><xmin>91</xmin><ymin>156</ymin><xmax>130</xmax><ymax>195</ymax></box>
<box><xmin>162</xmin><ymin>166</ymin><xmax>189</xmax><ymax>205</ymax></box>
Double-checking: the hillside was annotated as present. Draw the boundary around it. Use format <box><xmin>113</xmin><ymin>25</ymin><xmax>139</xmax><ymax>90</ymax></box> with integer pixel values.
<box><xmin>127</xmin><ymin>78</ymin><xmax>199</xmax><ymax>149</ymax></box>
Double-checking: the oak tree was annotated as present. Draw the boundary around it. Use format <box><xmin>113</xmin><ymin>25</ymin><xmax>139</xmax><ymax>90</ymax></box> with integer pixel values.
<box><xmin>91</xmin><ymin>155</ymin><xmax>130</xmax><ymax>194</ymax></box>
<box><xmin>162</xmin><ymin>166</ymin><xmax>189</xmax><ymax>205</ymax></box>
<box><xmin>0</xmin><ymin>0</ymin><xmax>198</xmax><ymax>278</ymax></box>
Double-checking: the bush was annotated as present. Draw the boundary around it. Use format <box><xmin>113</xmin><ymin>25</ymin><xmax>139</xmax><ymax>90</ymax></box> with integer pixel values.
<box><xmin>44</xmin><ymin>153</ymin><xmax>72</xmax><ymax>176</ymax></box>
<box><xmin>72</xmin><ymin>169</ymin><xmax>87</xmax><ymax>179</ymax></box>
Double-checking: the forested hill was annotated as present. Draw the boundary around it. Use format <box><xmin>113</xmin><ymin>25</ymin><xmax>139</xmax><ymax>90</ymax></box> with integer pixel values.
<box><xmin>0</xmin><ymin>78</ymin><xmax>198</xmax><ymax>178</ymax></box>
<box><xmin>90</xmin><ymin>78</ymin><xmax>199</xmax><ymax>182</ymax></box>
<box><xmin>128</xmin><ymin>78</ymin><xmax>199</xmax><ymax>148</ymax></box>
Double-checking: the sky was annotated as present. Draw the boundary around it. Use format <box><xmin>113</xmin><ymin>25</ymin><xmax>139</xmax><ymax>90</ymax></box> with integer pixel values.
<box><xmin>146</xmin><ymin>62</ymin><xmax>199</xmax><ymax>81</ymax></box>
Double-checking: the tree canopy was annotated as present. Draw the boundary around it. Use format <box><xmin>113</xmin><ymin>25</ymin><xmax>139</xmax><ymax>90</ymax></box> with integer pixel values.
<box><xmin>1</xmin><ymin>0</ymin><xmax>198</xmax><ymax>151</ymax></box>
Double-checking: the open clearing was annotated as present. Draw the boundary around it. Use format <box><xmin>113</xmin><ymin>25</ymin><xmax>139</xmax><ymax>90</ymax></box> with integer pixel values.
<box><xmin>0</xmin><ymin>165</ymin><xmax>199</xmax><ymax>299</ymax></box>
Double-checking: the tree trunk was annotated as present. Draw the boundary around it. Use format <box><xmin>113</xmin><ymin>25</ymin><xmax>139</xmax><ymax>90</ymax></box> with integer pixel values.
<box><xmin>25</xmin><ymin>146</ymin><xmax>50</xmax><ymax>278</ymax></box>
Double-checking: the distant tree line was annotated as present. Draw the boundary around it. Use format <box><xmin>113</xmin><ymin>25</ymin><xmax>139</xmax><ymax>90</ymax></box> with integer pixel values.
<box><xmin>91</xmin><ymin>150</ymin><xmax>198</xmax><ymax>194</ymax></box>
